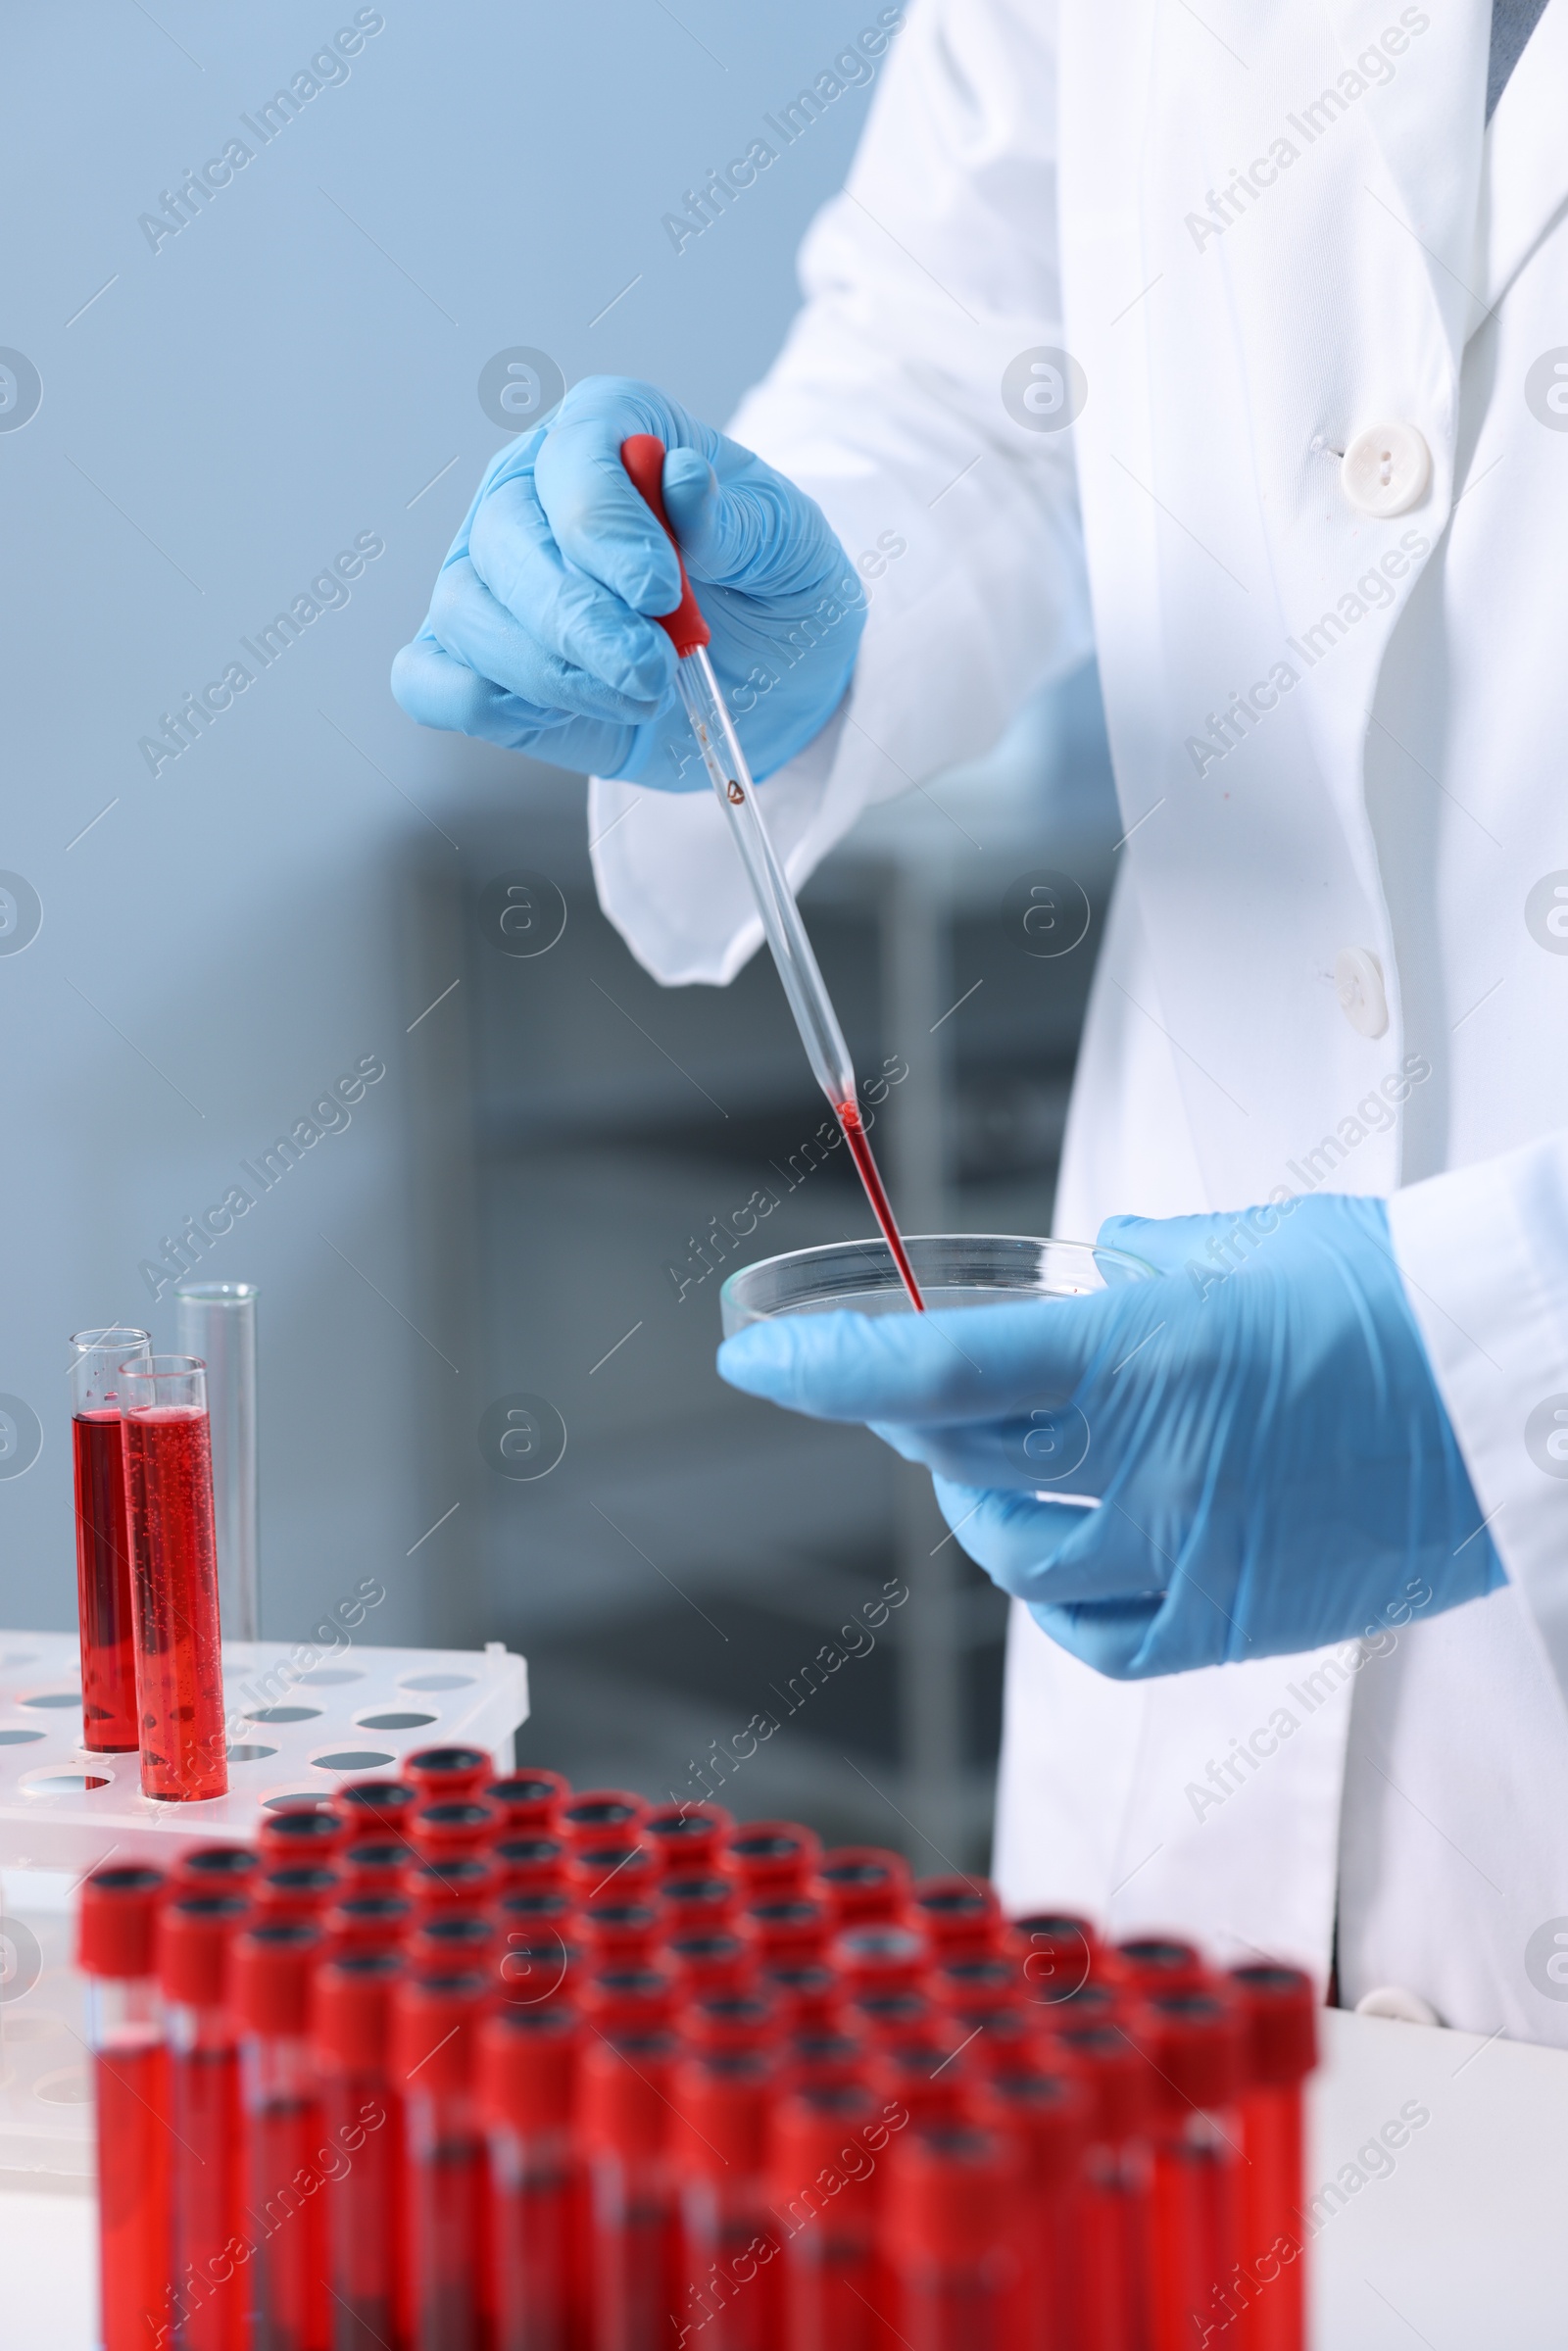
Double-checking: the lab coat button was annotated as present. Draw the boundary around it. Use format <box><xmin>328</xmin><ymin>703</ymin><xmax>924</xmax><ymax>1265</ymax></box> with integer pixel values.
<box><xmin>1334</xmin><ymin>947</ymin><xmax>1389</xmax><ymax>1039</ymax></box>
<box><xmin>1341</xmin><ymin>422</ymin><xmax>1432</xmax><ymax>517</ymax></box>
<box><xmin>1354</xmin><ymin>1984</ymin><xmax>1442</xmax><ymax>2027</ymax></box>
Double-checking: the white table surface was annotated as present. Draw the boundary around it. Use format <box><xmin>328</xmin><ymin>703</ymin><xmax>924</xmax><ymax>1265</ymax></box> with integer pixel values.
<box><xmin>5</xmin><ymin>2007</ymin><xmax>1565</xmax><ymax>2349</ymax></box>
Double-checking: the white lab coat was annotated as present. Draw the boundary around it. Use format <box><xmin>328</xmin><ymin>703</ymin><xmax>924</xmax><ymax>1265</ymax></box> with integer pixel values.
<box><xmin>590</xmin><ymin>0</ymin><xmax>1568</xmax><ymax>2040</ymax></box>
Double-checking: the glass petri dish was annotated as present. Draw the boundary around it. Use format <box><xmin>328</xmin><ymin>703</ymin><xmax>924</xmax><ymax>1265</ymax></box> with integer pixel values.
<box><xmin>719</xmin><ymin>1233</ymin><xmax>1153</xmax><ymax>1336</ymax></box>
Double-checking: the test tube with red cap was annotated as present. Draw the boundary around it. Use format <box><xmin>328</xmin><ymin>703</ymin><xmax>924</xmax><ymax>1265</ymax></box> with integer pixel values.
<box><xmin>787</xmin><ymin>2025</ymin><xmax>869</xmax><ymax>2091</ymax></box>
<box><xmin>68</xmin><ymin>1327</ymin><xmax>151</xmax><ymax>1752</ymax></box>
<box><xmin>745</xmin><ymin>1893</ymin><xmax>831</xmax><ymax>1968</ymax></box>
<box><xmin>667</xmin><ymin>1927</ymin><xmax>760</xmax><ymax>1999</ymax></box>
<box><xmin>395</xmin><ymin>1967</ymin><xmax>491</xmax><ymax>2351</ymax></box>
<box><xmin>160</xmin><ymin>1891</ymin><xmax>251</xmax><ymax>2351</ymax></box>
<box><xmin>582</xmin><ymin>1962</ymin><xmax>678</xmax><ymax>2036</ymax></box>
<box><xmin>760</xmin><ymin>1960</ymin><xmax>842</xmax><ymax>2033</ymax></box>
<box><xmin>411</xmin><ymin>1798</ymin><xmax>504</xmax><ymax>1860</ymax></box>
<box><xmin>120</xmin><ymin>1353</ymin><xmax>227</xmax><ymax>1800</ymax></box>
<box><xmin>834</xmin><ymin>1923</ymin><xmax>929</xmax><ymax>2000</ymax></box>
<box><xmin>771</xmin><ymin>2082</ymin><xmax>884</xmax><ymax>2349</ymax></box>
<box><xmin>78</xmin><ymin>1864</ymin><xmax>169</xmax><ymax>2351</ymax></box>
<box><xmin>976</xmin><ymin>2065</ymin><xmax>1092</xmax><ymax>2351</ymax></box>
<box><xmin>908</xmin><ymin>1876</ymin><xmax>1004</xmax><ymax>1958</ymax></box>
<box><xmin>1052</xmin><ymin>2014</ymin><xmax>1154</xmax><ymax>2351</ymax></box>
<box><xmin>640</xmin><ymin>1800</ymin><xmax>733</xmax><ymax>1873</ymax></box>
<box><xmin>407</xmin><ymin>1850</ymin><xmax>501</xmax><ymax>1916</ymax></box>
<box><xmin>884</xmin><ymin>2123</ymin><xmax>1022</xmax><ymax>2351</ymax></box>
<box><xmin>724</xmin><ymin>1820</ymin><xmax>822</xmax><ymax>1896</ymax></box>
<box><xmin>484</xmin><ymin>1768</ymin><xmax>568</xmax><ymax>1835</ymax></box>
<box><xmin>565</xmin><ymin>1838</ymin><xmax>658</xmax><ymax>1906</ymax></box>
<box><xmin>672</xmin><ymin>2046</ymin><xmax>781</xmax><ymax>2351</ymax></box>
<box><xmin>326</xmin><ymin>1890</ymin><xmax>413</xmax><ymax>1958</ymax></box>
<box><xmin>402</xmin><ymin>1744</ymin><xmax>494</xmax><ymax>1803</ymax></box>
<box><xmin>1141</xmin><ymin>1987</ymin><xmax>1247</xmax><ymax>2351</ymax></box>
<box><xmin>1111</xmin><ymin>1935</ymin><xmax>1209</xmax><ymax>1994</ymax></box>
<box><xmin>867</xmin><ymin>2027</ymin><xmax>972</xmax><ymax>2128</ymax></box>
<box><xmin>494</xmin><ymin>1834</ymin><xmax>566</xmax><ymax>1894</ymax></box>
<box><xmin>579</xmin><ymin>1896</ymin><xmax>665</xmax><ymax>1970</ymax></box>
<box><xmin>337</xmin><ymin>1839</ymin><xmax>410</xmax><ymax>1898</ymax></box>
<box><xmin>174</xmin><ymin>1844</ymin><xmax>261</xmax><ymax>1894</ymax></box>
<box><xmin>661</xmin><ymin>1873</ymin><xmax>741</xmax><ymax>1933</ymax></box>
<box><xmin>683</xmin><ymin>1987</ymin><xmax>781</xmax><ymax>2054</ymax></box>
<box><xmin>559</xmin><ymin>1788</ymin><xmax>648</xmax><ymax>1850</ymax></box>
<box><xmin>315</xmin><ymin>1949</ymin><xmax>405</xmax><ymax>2351</ymax></box>
<box><xmin>232</xmin><ymin>1920</ymin><xmax>328</xmax><ymax>2351</ymax></box>
<box><xmin>335</xmin><ymin>1778</ymin><xmax>420</xmax><ymax>1838</ymax></box>
<box><xmin>482</xmin><ymin>2001</ymin><xmax>584</xmax><ymax>2351</ymax></box>
<box><xmin>259</xmin><ymin>1807</ymin><xmax>347</xmax><ymax>1866</ymax></box>
<box><xmin>1229</xmin><ymin>1964</ymin><xmax>1317</xmax><ymax>2351</ymax></box>
<box><xmin>819</xmin><ymin>1847</ymin><xmax>911</xmax><ymax>1928</ymax></box>
<box><xmin>580</xmin><ymin>2026</ymin><xmax>683</xmax><ymax>2351</ymax></box>
<box><xmin>1012</xmin><ymin>1912</ymin><xmax>1099</xmax><ymax>2012</ymax></box>
<box><xmin>257</xmin><ymin>1864</ymin><xmax>341</xmax><ymax>1927</ymax></box>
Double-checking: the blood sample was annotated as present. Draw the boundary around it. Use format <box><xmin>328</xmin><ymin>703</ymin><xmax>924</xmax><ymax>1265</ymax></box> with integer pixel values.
<box><xmin>818</xmin><ymin>1846</ymin><xmax>912</xmax><ymax>1928</ymax></box>
<box><xmin>316</xmin><ymin>1950</ymin><xmax>405</xmax><ymax>2351</ymax></box>
<box><xmin>494</xmin><ymin>1834</ymin><xmax>566</xmax><ymax>1893</ymax></box>
<box><xmin>673</xmin><ymin>2047</ymin><xmax>782</xmax><ymax>2351</ymax></box>
<box><xmin>661</xmin><ymin>1873</ymin><xmax>741</xmax><ymax>1932</ymax></box>
<box><xmin>119</xmin><ymin>1354</ymin><xmax>227</xmax><ymax>1801</ymax></box>
<box><xmin>325</xmin><ymin>1892</ymin><xmax>413</xmax><ymax>1957</ymax></box>
<box><xmin>1012</xmin><ymin>1912</ymin><xmax>1098</xmax><ymax>2011</ymax></box>
<box><xmin>485</xmin><ymin>1769</ymin><xmax>569</xmax><ymax>1834</ymax></box>
<box><xmin>884</xmin><ymin>2123</ymin><xmax>1021</xmax><ymax>2350</ymax></box>
<box><xmin>395</xmin><ymin>1968</ymin><xmax>491</xmax><ymax>2351</ymax></box>
<box><xmin>772</xmin><ymin>2083</ymin><xmax>883</xmax><ymax>2351</ymax></box>
<box><xmin>909</xmin><ymin>1875</ymin><xmax>1004</xmax><ymax>1957</ymax></box>
<box><xmin>78</xmin><ymin>1864</ymin><xmax>169</xmax><ymax>2351</ymax></box>
<box><xmin>1141</xmin><ymin>1988</ymin><xmax>1247</xmax><ymax>2351</ymax></box>
<box><xmin>174</xmin><ymin>1844</ymin><xmax>261</xmax><ymax>1893</ymax></box>
<box><xmin>745</xmin><ymin>1893</ymin><xmax>831</xmax><ymax>1965</ymax></box>
<box><xmin>233</xmin><ymin>1921</ymin><xmax>328</xmax><ymax>2351</ymax></box>
<box><xmin>402</xmin><ymin>1744</ymin><xmax>494</xmax><ymax>1803</ymax></box>
<box><xmin>867</xmin><ymin>2030</ymin><xmax>972</xmax><ymax>2128</ymax></box>
<box><xmin>1229</xmin><ymin>1964</ymin><xmax>1317</xmax><ymax>2351</ymax></box>
<box><xmin>977</xmin><ymin>2065</ymin><xmax>1092</xmax><ymax>2351</ymax></box>
<box><xmin>336</xmin><ymin>1839</ymin><xmax>410</xmax><ymax>1897</ymax></box>
<box><xmin>1053</xmin><ymin>2015</ymin><xmax>1155</xmax><ymax>2351</ymax></box>
<box><xmin>559</xmin><ymin>1788</ymin><xmax>648</xmax><ymax>1850</ymax></box>
<box><xmin>411</xmin><ymin>1798</ymin><xmax>504</xmax><ymax>1859</ymax></box>
<box><xmin>335</xmin><ymin>1778</ymin><xmax>419</xmax><ymax>1837</ymax></box>
<box><xmin>160</xmin><ymin>1891</ymin><xmax>250</xmax><ymax>2351</ymax></box>
<box><xmin>579</xmin><ymin>2027</ymin><xmax>682</xmax><ymax>2351</ymax></box>
<box><xmin>723</xmin><ymin>1821</ymin><xmax>821</xmax><ymax>1896</ymax></box>
<box><xmin>833</xmin><ymin>1097</ymin><xmax>926</xmax><ymax>1307</ymax></box>
<box><xmin>68</xmin><ymin>1327</ymin><xmax>150</xmax><ymax>1752</ymax></box>
<box><xmin>483</xmin><ymin>2001</ymin><xmax>584</xmax><ymax>2351</ymax></box>
<box><xmin>640</xmin><ymin>1799</ymin><xmax>733</xmax><ymax>1872</ymax></box>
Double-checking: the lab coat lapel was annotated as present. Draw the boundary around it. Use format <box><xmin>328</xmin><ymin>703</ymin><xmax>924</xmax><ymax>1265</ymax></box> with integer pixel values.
<box><xmin>1317</xmin><ymin>0</ymin><xmax>1491</xmax><ymax>363</ymax></box>
<box><xmin>1477</xmin><ymin>0</ymin><xmax>1568</xmax><ymax>328</ymax></box>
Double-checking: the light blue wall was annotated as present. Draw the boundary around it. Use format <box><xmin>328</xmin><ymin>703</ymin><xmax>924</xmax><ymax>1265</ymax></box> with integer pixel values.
<box><xmin>0</xmin><ymin>1</ymin><xmax>899</xmax><ymax>1639</ymax></box>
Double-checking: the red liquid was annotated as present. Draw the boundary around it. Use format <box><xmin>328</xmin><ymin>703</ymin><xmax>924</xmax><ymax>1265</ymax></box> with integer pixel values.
<box><xmin>170</xmin><ymin>2042</ymin><xmax>246</xmax><ymax>2351</ymax></box>
<box><xmin>122</xmin><ymin>1405</ymin><xmax>227</xmax><ymax>1801</ymax></box>
<box><xmin>682</xmin><ymin>2189</ymin><xmax>779</xmax><ymax>2351</ymax></box>
<box><xmin>490</xmin><ymin>2131</ymin><xmax>574</xmax><ymax>2351</ymax></box>
<box><xmin>1071</xmin><ymin>2156</ymin><xmax>1152</xmax><ymax>2351</ymax></box>
<box><xmin>895</xmin><ymin>2269</ymin><xmax>1009</xmax><ymax>2351</ymax></box>
<box><xmin>1238</xmin><ymin>2083</ymin><xmax>1304</xmax><ymax>2351</ymax></box>
<box><xmin>834</xmin><ymin>1101</ymin><xmax>925</xmax><ymax>1310</ymax></box>
<box><xmin>321</xmin><ymin>2075</ymin><xmax>403</xmax><ymax>2351</ymax></box>
<box><xmin>95</xmin><ymin>2043</ymin><xmax>170</xmax><ymax>2351</ymax></box>
<box><xmin>72</xmin><ymin>1412</ymin><xmax>140</xmax><ymax>1751</ymax></box>
<box><xmin>247</xmin><ymin>2095</ymin><xmax>328</xmax><ymax>2351</ymax></box>
<box><xmin>781</xmin><ymin>2234</ymin><xmax>880</xmax><ymax>2351</ymax></box>
<box><xmin>408</xmin><ymin>2098</ymin><xmax>486</xmax><ymax>2351</ymax></box>
<box><xmin>1149</xmin><ymin>2132</ymin><xmax>1240</xmax><ymax>2351</ymax></box>
<box><xmin>591</xmin><ymin>2153</ymin><xmax>679</xmax><ymax>2351</ymax></box>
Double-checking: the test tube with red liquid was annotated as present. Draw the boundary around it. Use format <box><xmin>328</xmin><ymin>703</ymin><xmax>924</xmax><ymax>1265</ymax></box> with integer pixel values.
<box><xmin>1230</xmin><ymin>1964</ymin><xmax>1317</xmax><ymax>2351</ymax></box>
<box><xmin>395</xmin><ymin>1968</ymin><xmax>491</xmax><ymax>2351</ymax></box>
<box><xmin>160</xmin><ymin>1891</ymin><xmax>251</xmax><ymax>2351</ymax></box>
<box><xmin>233</xmin><ymin>1921</ymin><xmax>329</xmax><ymax>2351</ymax></box>
<box><xmin>580</xmin><ymin>2027</ymin><xmax>683</xmax><ymax>2351</ymax></box>
<box><xmin>78</xmin><ymin>1864</ymin><xmax>170</xmax><ymax>2351</ymax></box>
<box><xmin>619</xmin><ymin>432</ymin><xmax>925</xmax><ymax>1310</ymax></box>
<box><xmin>771</xmin><ymin>2082</ymin><xmax>884</xmax><ymax>2351</ymax></box>
<box><xmin>673</xmin><ymin>2046</ymin><xmax>782</xmax><ymax>2351</ymax></box>
<box><xmin>68</xmin><ymin>1326</ymin><xmax>151</xmax><ymax>1752</ymax></box>
<box><xmin>119</xmin><ymin>1353</ymin><xmax>227</xmax><ymax>1800</ymax></box>
<box><xmin>1142</xmin><ymin>1988</ymin><xmax>1247</xmax><ymax>2351</ymax></box>
<box><xmin>482</xmin><ymin>2001</ymin><xmax>584</xmax><ymax>2351</ymax></box>
<box><xmin>884</xmin><ymin>2122</ymin><xmax>1022</xmax><ymax>2351</ymax></box>
<box><xmin>315</xmin><ymin>1950</ymin><xmax>406</xmax><ymax>2351</ymax></box>
<box><xmin>1050</xmin><ymin>2015</ymin><xmax>1155</xmax><ymax>2351</ymax></box>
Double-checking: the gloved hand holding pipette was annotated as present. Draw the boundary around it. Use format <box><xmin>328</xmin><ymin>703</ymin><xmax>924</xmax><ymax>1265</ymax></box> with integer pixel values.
<box><xmin>391</xmin><ymin>376</ymin><xmax>865</xmax><ymax>791</ymax></box>
<box><xmin>718</xmin><ymin>1194</ymin><xmax>1506</xmax><ymax>1679</ymax></box>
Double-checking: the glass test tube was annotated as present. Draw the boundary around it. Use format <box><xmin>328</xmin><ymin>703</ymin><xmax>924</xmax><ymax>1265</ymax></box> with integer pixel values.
<box><xmin>978</xmin><ymin>2067</ymin><xmax>1091</xmax><ymax>2351</ymax></box>
<box><xmin>1052</xmin><ymin>2018</ymin><xmax>1154</xmax><ymax>2351</ymax></box>
<box><xmin>234</xmin><ymin>1923</ymin><xmax>329</xmax><ymax>2351</ymax></box>
<box><xmin>174</xmin><ymin>1281</ymin><xmax>260</xmax><ymax>1641</ymax></box>
<box><xmin>315</xmin><ymin>1951</ymin><xmax>406</xmax><ymax>2351</ymax></box>
<box><xmin>772</xmin><ymin>2083</ymin><xmax>883</xmax><ymax>2351</ymax></box>
<box><xmin>161</xmin><ymin>1892</ymin><xmax>251</xmax><ymax>2351</ymax></box>
<box><xmin>1143</xmin><ymin>1990</ymin><xmax>1246</xmax><ymax>2351</ymax></box>
<box><xmin>68</xmin><ymin>1326</ymin><xmax>151</xmax><ymax>1751</ymax></box>
<box><xmin>119</xmin><ymin>1353</ymin><xmax>227</xmax><ymax>1800</ymax></box>
<box><xmin>482</xmin><ymin>2002</ymin><xmax>583</xmax><ymax>2351</ymax></box>
<box><xmin>674</xmin><ymin>2048</ymin><xmax>781</xmax><ymax>2351</ymax></box>
<box><xmin>1230</xmin><ymin>1965</ymin><xmax>1317</xmax><ymax>2351</ymax></box>
<box><xmin>580</xmin><ymin>2028</ymin><xmax>682</xmax><ymax>2351</ymax></box>
<box><xmin>78</xmin><ymin>1864</ymin><xmax>170</xmax><ymax>2351</ymax></box>
<box><xmin>884</xmin><ymin>2124</ymin><xmax>1021</xmax><ymax>2351</ymax></box>
<box><xmin>395</xmin><ymin>1968</ymin><xmax>491</xmax><ymax>2351</ymax></box>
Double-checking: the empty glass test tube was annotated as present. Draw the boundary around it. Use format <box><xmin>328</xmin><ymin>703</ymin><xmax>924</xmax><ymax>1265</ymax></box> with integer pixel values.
<box><xmin>174</xmin><ymin>1280</ymin><xmax>260</xmax><ymax>1641</ymax></box>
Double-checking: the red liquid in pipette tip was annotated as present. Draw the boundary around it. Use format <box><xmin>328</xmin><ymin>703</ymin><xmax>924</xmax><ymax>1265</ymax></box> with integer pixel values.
<box><xmin>834</xmin><ymin>1100</ymin><xmax>925</xmax><ymax>1311</ymax></box>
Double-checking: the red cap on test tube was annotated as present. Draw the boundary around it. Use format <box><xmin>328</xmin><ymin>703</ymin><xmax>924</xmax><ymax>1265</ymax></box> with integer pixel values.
<box><xmin>410</xmin><ymin>1911</ymin><xmax>499</xmax><ymax>1973</ymax></box>
<box><xmin>1139</xmin><ymin>1987</ymin><xmax>1247</xmax><ymax>2115</ymax></box>
<box><xmin>834</xmin><ymin>1923</ymin><xmax>929</xmax><ymax>1998</ymax></box>
<box><xmin>885</xmin><ymin>2121</ymin><xmax>1023</xmax><ymax>2349</ymax></box>
<box><xmin>661</xmin><ymin>1873</ymin><xmax>741</xmax><ymax>1932</ymax></box>
<box><xmin>868</xmin><ymin>2028</ymin><xmax>973</xmax><ymax>2125</ymax></box>
<box><xmin>1111</xmin><ymin>1935</ymin><xmax>1210</xmax><ymax>1994</ymax></box>
<box><xmin>565</xmin><ymin>1838</ymin><xmax>658</xmax><ymax>1902</ymax></box>
<box><xmin>848</xmin><ymin>1987</ymin><xmax>934</xmax><ymax>2044</ymax></box>
<box><xmin>258</xmin><ymin>1806</ymin><xmax>346</xmax><ymax>1863</ymax></box>
<box><xmin>1053</xmin><ymin>2017</ymin><xmax>1153</xmax><ymax>2144</ymax></box>
<box><xmin>819</xmin><ymin>1845</ymin><xmax>912</xmax><ymax>1926</ymax></box>
<box><xmin>337</xmin><ymin>1839</ymin><xmax>410</xmax><ymax>1896</ymax></box>
<box><xmin>402</xmin><ymin>1745</ymin><xmax>493</xmax><ymax>1803</ymax></box>
<box><xmin>682</xmin><ymin>1988</ymin><xmax>781</xmax><ymax>2052</ymax></box>
<box><xmin>1227</xmin><ymin>1962</ymin><xmax>1318</xmax><ymax>2085</ymax></box>
<box><xmin>1012</xmin><ymin>1911</ymin><xmax>1099</xmax><ymax>2010</ymax></box>
<box><xmin>482</xmin><ymin>1999</ymin><xmax>582</xmax><ymax>2134</ymax></box>
<box><xmin>640</xmin><ymin>1801</ymin><xmax>733</xmax><ymax>1873</ymax></box>
<box><xmin>581</xmin><ymin>2025</ymin><xmax>681</xmax><ymax>2159</ymax></box>
<box><xmin>410</xmin><ymin>1798</ymin><xmax>503</xmax><ymax>1858</ymax></box>
<box><xmin>325</xmin><ymin>1892</ymin><xmax>413</xmax><ymax>1956</ymax></box>
<box><xmin>483</xmin><ymin>1770</ymin><xmax>568</xmax><ymax>1834</ymax></box>
<box><xmin>929</xmin><ymin>1953</ymin><xmax>1026</xmax><ymax>2017</ymax></box>
<box><xmin>255</xmin><ymin>1863</ymin><xmax>340</xmax><ymax>1924</ymax></box>
<box><xmin>578</xmin><ymin>1898</ymin><xmax>665</xmax><ymax>1967</ymax></box>
<box><xmin>172</xmin><ymin>1844</ymin><xmax>260</xmax><ymax>1894</ymax></box>
<box><xmin>493</xmin><ymin>1835</ymin><xmax>565</xmax><ymax>1893</ymax></box>
<box><xmin>334</xmin><ymin>1777</ymin><xmax>419</xmax><ymax>1836</ymax></box>
<box><xmin>315</xmin><ymin>1949</ymin><xmax>402</xmax><ymax>2074</ymax></box>
<box><xmin>77</xmin><ymin>1864</ymin><xmax>166</xmax><ymax>1978</ymax></box>
<box><xmin>232</xmin><ymin>1920</ymin><xmax>319</xmax><ymax>2037</ymax></box>
<box><xmin>786</xmin><ymin>2026</ymin><xmax>869</xmax><ymax>2090</ymax></box>
<box><xmin>666</xmin><ymin>1927</ymin><xmax>760</xmax><ymax>1997</ymax></box>
<box><xmin>406</xmin><ymin>1851</ymin><xmax>500</xmax><ymax>1913</ymax></box>
<box><xmin>560</xmin><ymin>1788</ymin><xmax>648</xmax><ymax>1850</ymax></box>
<box><xmin>581</xmin><ymin>1963</ymin><xmax>676</xmax><ymax>2032</ymax></box>
<box><xmin>761</xmin><ymin>1961</ymin><xmax>843</xmax><ymax>2032</ymax></box>
<box><xmin>724</xmin><ymin>1820</ymin><xmax>822</xmax><ymax>1895</ymax></box>
<box><xmin>159</xmin><ymin>1890</ymin><xmax>250</xmax><ymax>2008</ymax></box>
<box><xmin>394</xmin><ymin>1967</ymin><xmax>487</xmax><ymax>2095</ymax></box>
<box><xmin>909</xmin><ymin>1874</ymin><xmax>1004</xmax><ymax>1956</ymax></box>
<box><xmin>745</xmin><ymin>1893</ymin><xmax>831</xmax><ymax>1964</ymax></box>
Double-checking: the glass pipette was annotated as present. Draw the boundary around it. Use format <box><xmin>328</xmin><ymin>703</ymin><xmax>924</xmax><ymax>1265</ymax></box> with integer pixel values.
<box><xmin>621</xmin><ymin>434</ymin><xmax>925</xmax><ymax>1310</ymax></box>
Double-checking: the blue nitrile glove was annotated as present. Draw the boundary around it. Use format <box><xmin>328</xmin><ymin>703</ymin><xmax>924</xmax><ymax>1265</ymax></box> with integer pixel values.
<box><xmin>717</xmin><ymin>1195</ymin><xmax>1505</xmax><ymax>1679</ymax></box>
<box><xmin>391</xmin><ymin>375</ymin><xmax>864</xmax><ymax>787</ymax></box>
